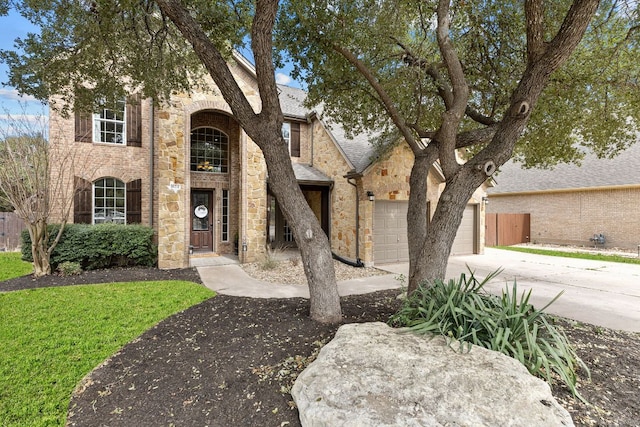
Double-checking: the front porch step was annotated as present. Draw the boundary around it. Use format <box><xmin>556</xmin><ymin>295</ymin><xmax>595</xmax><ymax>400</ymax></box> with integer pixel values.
<box><xmin>190</xmin><ymin>253</ymin><xmax>240</xmax><ymax>267</ymax></box>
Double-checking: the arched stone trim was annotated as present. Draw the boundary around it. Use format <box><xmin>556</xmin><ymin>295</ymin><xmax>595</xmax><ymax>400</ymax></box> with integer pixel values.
<box><xmin>184</xmin><ymin>100</ymin><xmax>233</xmax><ymax>116</ymax></box>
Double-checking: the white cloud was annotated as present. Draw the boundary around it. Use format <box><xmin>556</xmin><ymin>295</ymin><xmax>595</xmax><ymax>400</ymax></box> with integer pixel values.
<box><xmin>0</xmin><ymin>114</ymin><xmax>49</xmax><ymax>137</ymax></box>
<box><xmin>275</xmin><ymin>73</ymin><xmax>292</xmax><ymax>85</ymax></box>
<box><xmin>0</xmin><ymin>88</ymin><xmax>38</xmax><ymax>102</ymax></box>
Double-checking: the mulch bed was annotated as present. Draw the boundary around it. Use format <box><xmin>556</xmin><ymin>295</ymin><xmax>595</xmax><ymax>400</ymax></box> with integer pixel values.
<box><xmin>2</xmin><ymin>268</ymin><xmax>639</xmax><ymax>426</ymax></box>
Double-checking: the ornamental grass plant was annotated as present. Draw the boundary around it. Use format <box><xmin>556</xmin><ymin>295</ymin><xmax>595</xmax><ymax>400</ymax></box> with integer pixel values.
<box><xmin>389</xmin><ymin>269</ymin><xmax>589</xmax><ymax>399</ymax></box>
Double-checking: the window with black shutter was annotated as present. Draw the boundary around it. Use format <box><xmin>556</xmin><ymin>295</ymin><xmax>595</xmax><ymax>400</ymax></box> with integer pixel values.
<box><xmin>126</xmin><ymin>179</ymin><xmax>142</xmax><ymax>224</ymax></box>
<box><xmin>73</xmin><ymin>92</ymin><xmax>143</xmax><ymax>146</ymax></box>
<box><xmin>290</xmin><ymin>122</ymin><xmax>301</xmax><ymax>157</ymax></box>
<box><xmin>73</xmin><ymin>177</ymin><xmax>92</xmax><ymax>223</ymax></box>
<box><xmin>126</xmin><ymin>94</ymin><xmax>142</xmax><ymax>147</ymax></box>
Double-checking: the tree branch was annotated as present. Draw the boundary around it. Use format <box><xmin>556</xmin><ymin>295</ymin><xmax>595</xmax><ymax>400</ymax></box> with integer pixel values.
<box><xmin>330</xmin><ymin>43</ymin><xmax>423</xmax><ymax>153</ymax></box>
<box><xmin>154</xmin><ymin>0</ymin><xmax>257</xmax><ymax>125</ymax></box>
<box><xmin>525</xmin><ymin>0</ymin><xmax>546</xmax><ymax>62</ymax></box>
<box><xmin>435</xmin><ymin>0</ymin><xmax>469</xmax><ymax>176</ymax></box>
<box><xmin>252</xmin><ymin>0</ymin><xmax>281</xmax><ymax>123</ymax></box>
<box><xmin>544</xmin><ymin>0</ymin><xmax>601</xmax><ymax>70</ymax></box>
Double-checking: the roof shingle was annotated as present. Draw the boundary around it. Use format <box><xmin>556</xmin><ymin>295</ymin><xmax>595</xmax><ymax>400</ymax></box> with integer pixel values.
<box><xmin>488</xmin><ymin>142</ymin><xmax>640</xmax><ymax>194</ymax></box>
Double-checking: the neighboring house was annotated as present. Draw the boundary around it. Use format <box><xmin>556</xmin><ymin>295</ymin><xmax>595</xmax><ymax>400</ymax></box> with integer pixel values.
<box><xmin>487</xmin><ymin>142</ymin><xmax>640</xmax><ymax>250</ymax></box>
<box><xmin>48</xmin><ymin>53</ymin><xmax>486</xmax><ymax>269</ymax></box>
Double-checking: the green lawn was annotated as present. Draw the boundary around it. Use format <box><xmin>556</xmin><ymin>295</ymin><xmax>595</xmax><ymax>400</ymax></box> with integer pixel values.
<box><xmin>0</xmin><ymin>252</ymin><xmax>33</xmax><ymax>281</ymax></box>
<box><xmin>495</xmin><ymin>245</ymin><xmax>640</xmax><ymax>265</ymax></box>
<box><xmin>0</xmin><ymin>281</ymin><xmax>214</xmax><ymax>427</ymax></box>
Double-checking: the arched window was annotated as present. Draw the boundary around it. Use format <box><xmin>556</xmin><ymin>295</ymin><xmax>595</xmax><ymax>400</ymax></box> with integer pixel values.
<box><xmin>93</xmin><ymin>178</ymin><xmax>126</xmax><ymax>224</ymax></box>
<box><xmin>190</xmin><ymin>127</ymin><xmax>229</xmax><ymax>173</ymax></box>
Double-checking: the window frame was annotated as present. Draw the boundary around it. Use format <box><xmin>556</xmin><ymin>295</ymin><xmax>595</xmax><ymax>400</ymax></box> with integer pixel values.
<box><xmin>190</xmin><ymin>127</ymin><xmax>230</xmax><ymax>174</ymax></box>
<box><xmin>93</xmin><ymin>99</ymin><xmax>127</xmax><ymax>145</ymax></box>
<box><xmin>221</xmin><ymin>189</ymin><xmax>229</xmax><ymax>242</ymax></box>
<box><xmin>282</xmin><ymin>122</ymin><xmax>291</xmax><ymax>154</ymax></box>
<box><xmin>92</xmin><ymin>178</ymin><xmax>127</xmax><ymax>225</ymax></box>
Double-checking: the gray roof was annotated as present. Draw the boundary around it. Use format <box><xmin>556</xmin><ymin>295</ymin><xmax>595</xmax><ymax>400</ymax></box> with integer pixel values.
<box><xmin>321</xmin><ymin>120</ymin><xmax>380</xmax><ymax>173</ymax></box>
<box><xmin>277</xmin><ymin>85</ymin><xmax>379</xmax><ymax>173</ymax></box>
<box><xmin>292</xmin><ymin>163</ymin><xmax>333</xmax><ymax>185</ymax></box>
<box><xmin>278</xmin><ymin>85</ymin><xmax>309</xmax><ymax>120</ymax></box>
<box><xmin>488</xmin><ymin>141</ymin><xmax>640</xmax><ymax>194</ymax></box>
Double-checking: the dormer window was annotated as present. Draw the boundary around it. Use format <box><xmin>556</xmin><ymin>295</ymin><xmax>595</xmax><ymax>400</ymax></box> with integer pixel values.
<box><xmin>93</xmin><ymin>100</ymin><xmax>126</xmax><ymax>144</ymax></box>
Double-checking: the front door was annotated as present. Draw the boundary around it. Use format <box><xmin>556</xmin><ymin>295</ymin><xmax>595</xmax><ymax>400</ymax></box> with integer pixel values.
<box><xmin>191</xmin><ymin>190</ymin><xmax>214</xmax><ymax>252</ymax></box>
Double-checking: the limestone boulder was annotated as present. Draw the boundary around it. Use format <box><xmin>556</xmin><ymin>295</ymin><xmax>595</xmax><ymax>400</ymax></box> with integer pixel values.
<box><xmin>292</xmin><ymin>322</ymin><xmax>573</xmax><ymax>427</ymax></box>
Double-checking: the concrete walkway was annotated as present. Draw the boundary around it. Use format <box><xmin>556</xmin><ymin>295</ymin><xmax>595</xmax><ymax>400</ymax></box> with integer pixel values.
<box><xmin>197</xmin><ymin>248</ymin><xmax>640</xmax><ymax>332</ymax></box>
<box><xmin>197</xmin><ymin>263</ymin><xmax>403</xmax><ymax>299</ymax></box>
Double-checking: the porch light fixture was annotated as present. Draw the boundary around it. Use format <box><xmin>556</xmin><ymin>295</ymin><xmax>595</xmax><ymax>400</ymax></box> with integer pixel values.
<box><xmin>367</xmin><ymin>191</ymin><xmax>375</xmax><ymax>202</ymax></box>
<box><xmin>482</xmin><ymin>196</ymin><xmax>489</xmax><ymax>204</ymax></box>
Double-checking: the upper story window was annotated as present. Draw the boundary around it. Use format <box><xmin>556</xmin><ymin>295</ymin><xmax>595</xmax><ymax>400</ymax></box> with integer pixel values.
<box><xmin>93</xmin><ymin>178</ymin><xmax>126</xmax><ymax>224</ymax></box>
<box><xmin>282</xmin><ymin>122</ymin><xmax>291</xmax><ymax>150</ymax></box>
<box><xmin>283</xmin><ymin>122</ymin><xmax>301</xmax><ymax>157</ymax></box>
<box><xmin>93</xmin><ymin>100</ymin><xmax>126</xmax><ymax>144</ymax></box>
<box><xmin>190</xmin><ymin>127</ymin><xmax>229</xmax><ymax>173</ymax></box>
<box><xmin>74</xmin><ymin>93</ymin><xmax>142</xmax><ymax>147</ymax></box>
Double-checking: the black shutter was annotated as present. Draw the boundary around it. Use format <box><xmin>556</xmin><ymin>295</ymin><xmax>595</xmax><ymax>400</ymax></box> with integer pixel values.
<box><xmin>290</xmin><ymin>122</ymin><xmax>301</xmax><ymax>157</ymax></box>
<box><xmin>126</xmin><ymin>179</ymin><xmax>142</xmax><ymax>224</ymax></box>
<box><xmin>126</xmin><ymin>94</ymin><xmax>142</xmax><ymax>147</ymax></box>
<box><xmin>74</xmin><ymin>111</ymin><xmax>92</xmax><ymax>143</ymax></box>
<box><xmin>74</xmin><ymin>177</ymin><xmax>92</xmax><ymax>224</ymax></box>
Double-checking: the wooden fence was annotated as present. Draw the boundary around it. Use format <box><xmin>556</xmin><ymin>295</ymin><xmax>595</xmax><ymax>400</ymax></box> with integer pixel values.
<box><xmin>485</xmin><ymin>213</ymin><xmax>530</xmax><ymax>247</ymax></box>
<box><xmin>0</xmin><ymin>212</ymin><xmax>26</xmax><ymax>251</ymax></box>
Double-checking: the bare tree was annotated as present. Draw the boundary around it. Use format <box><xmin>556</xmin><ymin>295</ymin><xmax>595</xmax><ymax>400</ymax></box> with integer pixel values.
<box><xmin>0</xmin><ymin>110</ymin><xmax>95</xmax><ymax>276</ymax></box>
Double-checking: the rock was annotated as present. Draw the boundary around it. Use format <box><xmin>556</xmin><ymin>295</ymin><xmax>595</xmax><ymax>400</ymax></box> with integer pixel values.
<box><xmin>292</xmin><ymin>322</ymin><xmax>573</xmax><ymax>427</ymax></box>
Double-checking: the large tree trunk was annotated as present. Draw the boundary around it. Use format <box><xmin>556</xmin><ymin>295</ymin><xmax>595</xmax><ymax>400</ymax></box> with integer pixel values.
<box><xmin>407</xmin><ymin>151</ymin><xmax>437</xmax><ymax>292</ymax></box>
<box><xmin>259</xmin><ymin>129</ymin><xmax>342</xmax><ymax>323</ymax></box>
<box><xmin>155</xmin><ymin>0</ymin><xmax>342</xmax><ymax>322</ymax></box>
<box><xmin>29</xmin><ymin>219</ymin><xmax>51</xmax><ymax>277</ymax></box>
<box><xmin>407</xmin><ymin>166</ymin><xmax>486</xmax><ymax>294</ymax></box>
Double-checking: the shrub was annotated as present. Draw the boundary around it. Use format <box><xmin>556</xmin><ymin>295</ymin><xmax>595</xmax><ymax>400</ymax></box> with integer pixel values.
<box><xmin>389</xmin><ymin>269</ymin><xmax>589</xmax><ymax>399</ymax></box>
<box><xmin>22</xmin><ymin>223</ymin><xmax>157</xmax><ymax>270</ymax></box>
<box><xmin>57</xmin><ymin>261</ymin><xmax>83</xmax><ymax>276</ymax></box>
<box><xmin>260</xmin><ymin>245</ymin><xmax>283</xmax><ymax>270</ymax></box>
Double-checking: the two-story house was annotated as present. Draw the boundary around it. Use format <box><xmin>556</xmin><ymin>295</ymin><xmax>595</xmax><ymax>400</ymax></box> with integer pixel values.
<box><xmin>48</xmin><ymin>53</ymin><xmax>486</xmax><ymax>269</ymax></box>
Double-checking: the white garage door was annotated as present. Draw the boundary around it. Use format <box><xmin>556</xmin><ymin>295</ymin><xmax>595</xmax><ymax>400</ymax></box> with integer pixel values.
<box><xmin>373</xmin><ymin>201</ymin><xmax>409</xmax><ymax>264</ymax></box>
<box><xmin>451</xmin><ymin>205</ymin><xmax>477</xmax><ymax>255</ymax></box>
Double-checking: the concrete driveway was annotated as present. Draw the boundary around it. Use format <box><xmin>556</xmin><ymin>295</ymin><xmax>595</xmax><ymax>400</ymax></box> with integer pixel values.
<box><xmin>380</xmin><ymin>248</ymin><xmax>640</xmax><ymax>332</ymax></box>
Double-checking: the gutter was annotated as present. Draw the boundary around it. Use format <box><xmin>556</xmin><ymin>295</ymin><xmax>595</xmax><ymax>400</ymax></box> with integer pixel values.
<box><xmin>343</xmin><ymin>170</ymin><xmax>365</xmax><ymax>268</ymax></box>
<box><xmin>149</xmin><ymin>97</ymin><xmax>154</xmax><ymax>227</ymax></box>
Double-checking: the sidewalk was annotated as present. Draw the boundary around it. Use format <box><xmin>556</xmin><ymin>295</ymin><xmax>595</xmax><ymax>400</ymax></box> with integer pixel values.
<box><xmin>197</xmin><ymin>264</ymin><xmax>403</xmax><ymax>298</ymax></box>
<box><xmin>197</xmin><ymin>248</ymin><xmax>640</xmax><ymax>332</ymax></box>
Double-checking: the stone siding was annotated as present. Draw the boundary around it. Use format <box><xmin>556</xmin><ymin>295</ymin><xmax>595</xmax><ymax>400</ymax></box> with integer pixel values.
<box><xmin>311</xmin><ymin>121</ymin><xmax>356</xmax><ymax>259</ymax></box>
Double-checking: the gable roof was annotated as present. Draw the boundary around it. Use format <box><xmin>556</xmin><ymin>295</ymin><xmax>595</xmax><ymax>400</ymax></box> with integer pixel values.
<box><xmin>277</xmin><ymin>84</ymin><xmax>379</xmax><ymax>173</ymax></box>
<box><xmin>488</xmin><ymin>141</ymin><xmax>640</xmax><ymax>194</ymax></box>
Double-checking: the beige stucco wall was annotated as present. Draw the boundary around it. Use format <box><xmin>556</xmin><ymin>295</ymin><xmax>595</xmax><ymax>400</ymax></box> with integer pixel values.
<box><xmin>487</xmin><ymin>187</ymin><xmax>640</xmax><ymax>249</ymax></box>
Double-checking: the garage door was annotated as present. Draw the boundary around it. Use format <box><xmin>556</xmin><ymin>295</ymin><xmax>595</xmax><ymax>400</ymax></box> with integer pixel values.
<box><xmin>373</xmin><ymin>201</ymin><xmax>409</xmax><ymax>264</ymax></box>
<box><xmin>374</xmin><ymin>201</ymin><xmax>476</xmax><ymax>263</ymax></box>
<box><xmin>451</xmin><ymin>205</ymin><xmax>477</xmax><ymax>255</ymax></box>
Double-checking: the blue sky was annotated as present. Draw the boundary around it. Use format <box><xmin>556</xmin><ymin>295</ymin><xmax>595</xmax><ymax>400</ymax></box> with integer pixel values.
<box><xmin>0</xmin><ymin>9</ymin><xmax>46</xmax><ymax>127</ymax></box>
<box><xmin>0</xmin><ymin>8</ymin><xmax>299</xmax><ymax>137</ymax></box>
<box><xmin>0</xmin><ymin>9</ymin><xmax>298</xmax><ymax>129</ymax></box>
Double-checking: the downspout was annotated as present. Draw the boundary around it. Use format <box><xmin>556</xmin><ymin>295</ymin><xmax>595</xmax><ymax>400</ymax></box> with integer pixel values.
<box><xmin>336</xmin><ymin>172</ymin><xmax>364</xmax><ymax>267</ymax></box>
<box><xmin>149</xmin><ymin>97</ymin><xmax>154</xmax><ymax>227</ymax></box>
<box><xmin>308</xmin><ymin>115</ymin><xmax>314</xmax><ymax>167</ymax></box>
